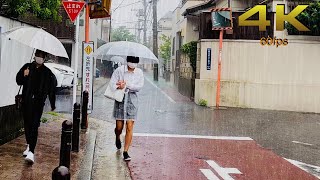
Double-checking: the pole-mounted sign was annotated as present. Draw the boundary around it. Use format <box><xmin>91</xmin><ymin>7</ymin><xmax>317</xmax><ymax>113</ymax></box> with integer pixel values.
<box><xmin>211</xmin><ymin>8</ymin><xmax>233</xmax><ymax>109</ymax></box>
<box><xmin>62</xmin><ymin>1</ymin><xmax>85</xmax><ymax>22</ymax></box>
<box><xmin>82</xmin><ymin>41</ymin><xmax>94</xmax><ymax>114</ymax></box>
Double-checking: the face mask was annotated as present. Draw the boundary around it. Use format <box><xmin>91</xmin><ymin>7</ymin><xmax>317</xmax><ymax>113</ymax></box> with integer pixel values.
<box><xmin>35</xmin><ymin>57</ymin><xmax>44</xmax><ymax>64</ymax></box>
<box><xmin>127</xmin><ymin>62</ymin><xmax>138</xmax><ymax>69</ymax></box>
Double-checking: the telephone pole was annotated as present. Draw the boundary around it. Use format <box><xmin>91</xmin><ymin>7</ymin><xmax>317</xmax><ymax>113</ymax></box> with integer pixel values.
<box><xmin>153</xmin><ymin>0</ymin><xmax>158</xmax><ymax>81</ymax></box>
<box><xmin>143</xmin><ymin>0</ymin><xmax>147</xmax><ymax>46</ymax></box>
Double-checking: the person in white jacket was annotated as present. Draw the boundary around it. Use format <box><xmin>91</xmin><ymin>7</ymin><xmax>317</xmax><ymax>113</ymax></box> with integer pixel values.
<box><xmin>110</xmin><ymin>56</ymin><xmax>144</xmax><ymax>161</ymax></box>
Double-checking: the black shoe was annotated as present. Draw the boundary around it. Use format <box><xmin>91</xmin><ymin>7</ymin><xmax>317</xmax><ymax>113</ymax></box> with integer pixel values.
<box><xmin>116</xmin><ymin>138</ymin><xmax>122</xmax><ymax>150</ymax></box>
<box><xmin>123</xmin><ymin>151</ymin><xmax>131</xmax><ymax>161</ymax></box>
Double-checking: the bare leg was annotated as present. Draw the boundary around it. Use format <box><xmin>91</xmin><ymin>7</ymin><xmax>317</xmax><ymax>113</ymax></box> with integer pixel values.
<box><xmin>124</xmin><ymin>120</ymin><xmax>135</xmax><ymax>152</ymax></box>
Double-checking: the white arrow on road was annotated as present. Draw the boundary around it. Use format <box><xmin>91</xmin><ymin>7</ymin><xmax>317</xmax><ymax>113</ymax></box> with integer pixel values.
<box><xmin>200</xmin><ymin>160</ymin><xmax>242</xmax><ymax>180</ymax></box>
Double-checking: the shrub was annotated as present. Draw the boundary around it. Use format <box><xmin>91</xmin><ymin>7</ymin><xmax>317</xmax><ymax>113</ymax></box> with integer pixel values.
<box><xmin>199</xmin><ymin>99</ymin><xmax>208</xmax><ymax>107</ymax></box>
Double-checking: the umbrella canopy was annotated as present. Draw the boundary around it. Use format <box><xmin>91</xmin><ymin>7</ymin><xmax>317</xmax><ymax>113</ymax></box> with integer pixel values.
<box><xmin>94</xmin><ymin>41</ymin><xmax>159</xmax><ymax>64</ymax></box>
<box><xmin>3</xmin><ymin>27</ymin><xmax>69</xmax><ymax>58</ymax></box>
<box><xmin>110</xmin><ymin>56</ymin><xmax>125</xmax><ymax>63</ymax></box>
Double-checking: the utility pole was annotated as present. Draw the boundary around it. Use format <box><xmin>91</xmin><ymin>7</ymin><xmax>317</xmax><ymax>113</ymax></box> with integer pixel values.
<box><xmin>152</xmin><ymin>0</ymin><xmax>158</xmax><ymax>81</ymax></box>
<box><xmin>143</xmin><ymin>0</ymin><xmax>147</xmax><ymax>46</ymax></box>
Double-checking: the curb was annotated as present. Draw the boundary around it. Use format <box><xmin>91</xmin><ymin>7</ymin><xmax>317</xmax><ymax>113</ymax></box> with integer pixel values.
<box><xmin>77</xmin><ymin>129</ymin><xmax>97</xmax><ymax>180</ymax></box>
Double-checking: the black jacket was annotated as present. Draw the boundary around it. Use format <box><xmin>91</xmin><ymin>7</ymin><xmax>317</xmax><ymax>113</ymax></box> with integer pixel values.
<box><xmin>16</xmin><ymin>61</ymin><xmax>57</xmax><ymax>109</ymax></box>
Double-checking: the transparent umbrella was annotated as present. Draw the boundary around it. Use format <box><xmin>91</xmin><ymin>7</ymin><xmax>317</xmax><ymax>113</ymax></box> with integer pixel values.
<box><xmin>3</xmin><ymin>27</ymin><xmax>69</xmax><ymax>58</ymax></box>
<box><xmin>94</xmin><ymin>41</ymin><xmax>159</xmax><ymax>64</ymax></box>
<box><xmin>110</xmin><ymin>56</ymin><xmax>126</xmax><ymax>63</ymax></box>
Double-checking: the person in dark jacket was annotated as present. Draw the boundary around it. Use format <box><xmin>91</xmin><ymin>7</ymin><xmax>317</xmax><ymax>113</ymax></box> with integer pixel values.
<box><xmin>16</xmin><ymin>49</ymin><xmax>57</xmax><ymax>164</ymax></box>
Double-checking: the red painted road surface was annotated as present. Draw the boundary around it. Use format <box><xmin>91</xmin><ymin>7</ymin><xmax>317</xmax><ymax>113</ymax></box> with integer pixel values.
<box><xmin>127</xmin><ymin>135</ymin><xmax>317</xmax><ymax>180</ymax></box>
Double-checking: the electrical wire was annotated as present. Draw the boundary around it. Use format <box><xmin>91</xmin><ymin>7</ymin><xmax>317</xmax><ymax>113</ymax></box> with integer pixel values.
<box><xmin>116</xmin><ymin>1</ymin><xmax>142</xmax><ymax>9</ymax></box>
<box><xmin>113</xmin><ymin>0</ymin><xmax>127</xmax><ymax>12</ymax></box>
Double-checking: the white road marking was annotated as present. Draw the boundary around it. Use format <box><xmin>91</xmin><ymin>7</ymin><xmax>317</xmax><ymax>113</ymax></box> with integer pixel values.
<box><xmin>201</xmin><ymin>160</ymin><xmax>242</xmax><ymax>180</ymax></box>
<box><xmin>200</xmin><ymin>169</ymin><xmax>220</xmax><ymax>180</ymax></box>
<box><xmin>285</xmin><ymin>159</ymin><xmax>320</xmax><ymax>179</ymax></box>
<box><xmin>292</xmin><ymin>141</ymin><xmax>313</xmax><ymax>146</ymax></box>
<box><xmin>133</xmin><ymin>133</ymin><xmax>253</xmax><ymax>141</ymax></box>
<box><xmin>144</xmin><ymin>77</ymin><xmax>176</xmax><ymax>103</ymax></box>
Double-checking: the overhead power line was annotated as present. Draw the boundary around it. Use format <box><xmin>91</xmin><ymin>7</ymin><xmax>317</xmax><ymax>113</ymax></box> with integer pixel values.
<box><xmin>113</xmin><ymin>0</ymin><xmax>127</xmax><ymax>12</ymax></box>
<box><xmin>114</xmin><ymin>1</ymin><xmax>142</xmax><ymax>9</ymax></box>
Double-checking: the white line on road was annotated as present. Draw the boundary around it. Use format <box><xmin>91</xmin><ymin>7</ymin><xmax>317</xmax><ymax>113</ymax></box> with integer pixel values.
<box><xmin>133</xmin><ymin>133</ymin><xmax>253</xmax><ymax>141</ymax></box>
<box><xmin>200</xmin><ymin>169</ymin><xmax>220</xmax><ymax>180</ymax></box>
<box><xmin>144</xmin><ymin>77</ymin><xmax>176</xmax><ymax>103</ymax></box>
<box><xmin>285</xmin><ymin>159</ymin><xmax>320</xmax><ymax>179</ymax></box>
<box><xmin>292</xmin><ymin>141</ymin><xmax>313</xmax><ymax>146</ymax></box>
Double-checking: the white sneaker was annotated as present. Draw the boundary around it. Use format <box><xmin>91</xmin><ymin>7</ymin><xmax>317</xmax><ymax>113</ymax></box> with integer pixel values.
<box><xmin>25</xmin><ymin>151</ymin><xmax>34</xmax><ymax>164</ymax></box>
<box><xmin>23</xmin><ymin>144</ymin><xmax>29</xmax><ymax>156</ymax></box>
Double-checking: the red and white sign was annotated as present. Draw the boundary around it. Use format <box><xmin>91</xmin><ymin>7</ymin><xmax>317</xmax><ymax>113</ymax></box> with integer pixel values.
<box><xmin>62</xmin><ymin>1</ymin><xmax>85</xmax><ymax>22</ymax></box>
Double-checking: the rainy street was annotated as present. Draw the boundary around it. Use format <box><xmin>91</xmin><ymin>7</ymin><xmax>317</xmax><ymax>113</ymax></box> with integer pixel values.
<box><xmin>1</xmin><ymin>0</ymin><xmax>320</xmax><ymax>179</ymax></box>
<box><xmin>49</xmin><ymin>72</ymin><xmax>320</xmax><ymax>179</ymax></box>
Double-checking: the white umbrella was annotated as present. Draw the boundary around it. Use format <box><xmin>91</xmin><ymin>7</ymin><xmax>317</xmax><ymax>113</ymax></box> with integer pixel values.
<box><xmin>3</xmin><ymin>27</ymin><xmax>69</xmax><ymax>58</ymax></box>
<box><xmin>94</xmin><ymin>41</ymin><xmax>159</xmax><ymax>64</ymax></box>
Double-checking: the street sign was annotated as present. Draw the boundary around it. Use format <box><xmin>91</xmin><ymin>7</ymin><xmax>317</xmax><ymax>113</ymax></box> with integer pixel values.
<box><xmin>82</xmin><ymin>42</ymin><xmax>94</xmax><ymax>113</ymax></box>
<box><xmin>63</xmin><ymin>1</ymin><xmax>85</xmax><ymax>22</ymax></box>
<box><xmin>211</xmin><ymin>8</ymin><xmax>233</xmax><ymax>30</ymax></box>
<box><xmin>207</xmin><ymin>48</ymin><xmax>212</xmax><ymax>70</ymax></box>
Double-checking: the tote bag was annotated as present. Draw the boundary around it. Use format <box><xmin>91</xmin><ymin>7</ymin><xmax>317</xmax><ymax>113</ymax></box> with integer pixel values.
<box><xmin>104</xmin><ymin>83</ymin><xmax>126</xmax><ymax>102</ymax></box>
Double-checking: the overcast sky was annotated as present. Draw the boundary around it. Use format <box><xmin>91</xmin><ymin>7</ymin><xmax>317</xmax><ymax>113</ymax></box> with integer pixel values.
<box><xmin>110</xmin><ymin>0</ymin><xmax>180</xmax><ymax>35</ymax></box>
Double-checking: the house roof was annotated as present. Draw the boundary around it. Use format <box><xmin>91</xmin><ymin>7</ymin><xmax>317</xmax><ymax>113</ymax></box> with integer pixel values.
<box><xmin>160</xmin><ymin>11</ymin><xmax>173</xmax><ymax>20</ymax></box>
<box><xmin>182</xmin><ymin>0</ymin><xmax>217</xmax><ymax>16</ymax></box>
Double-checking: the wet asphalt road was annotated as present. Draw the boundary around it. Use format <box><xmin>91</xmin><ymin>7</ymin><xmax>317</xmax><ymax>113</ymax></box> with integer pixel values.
<box><xmin>46</xmin><ymin>76</ymin><xmax>320</xmax><ymax>168</ymax></box>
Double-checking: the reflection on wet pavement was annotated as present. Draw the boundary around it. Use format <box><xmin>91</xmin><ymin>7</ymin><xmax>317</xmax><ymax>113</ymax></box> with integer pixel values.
<box><xmin>46</xmin><ymin>77</ymin><xmax>320</xmax><ymax>168</ymax></box>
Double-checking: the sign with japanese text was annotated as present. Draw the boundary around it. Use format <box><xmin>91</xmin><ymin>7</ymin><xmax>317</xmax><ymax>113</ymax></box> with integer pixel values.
<box><xmin>62</xmin><ymin>1</ymin><xmax>85</xmax><ymax>22</ymax></box>
<box><xmin>82</xmin><ymin>42</ymin><xmax>94</xmax><ymax>113</ymax></box>
<box><xmin>207</xmin><ymin>48</ymin><xmax>212</xmax><ymax>70</ymax></box>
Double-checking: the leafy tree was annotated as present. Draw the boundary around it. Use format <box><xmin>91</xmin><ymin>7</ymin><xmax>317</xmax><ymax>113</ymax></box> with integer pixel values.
<box><xmin>0</xmin><ymin>0</ymin><xmax>62</xmax><ymax>22</ymax></box>
<box><xmin>286</xmin><ymin>2</ymin><xmax>320</xmax><ymax>36</ymax></box>
<box><xmin>111</xmin><ymin>27</ymin><xmax>136</xmax><ymax>42</ymax></box>
<box><xmin>181</xmin><ymin>41</ymin><xmax>197</xmax><ymax>72</ymax></box>
<box><xmin>159</xmin><ymin>34</ymin><xmax>171</xmax><ymax>66</ymax></box>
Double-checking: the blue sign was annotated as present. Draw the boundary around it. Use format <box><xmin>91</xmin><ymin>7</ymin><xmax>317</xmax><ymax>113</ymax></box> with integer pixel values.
<box><xmin>207</xmin><ymin>48</ymin><xmax>212</xmax><ymax>70</ymax></box>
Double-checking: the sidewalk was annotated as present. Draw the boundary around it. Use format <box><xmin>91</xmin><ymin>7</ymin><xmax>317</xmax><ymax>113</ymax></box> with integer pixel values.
<box><xmin>0</xmin><ymin>112</ymin><xmax>131</xmax><ymax>180</ymax></box>
<box><xmin>88</xmin><ymin>118</ymin><xmax>131</xmax><ymax>180</ymax></box>
<box><xmin>0</xmin><ymin>113</ymin><xmax>86</xmax><ymax>180</ymax></box>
